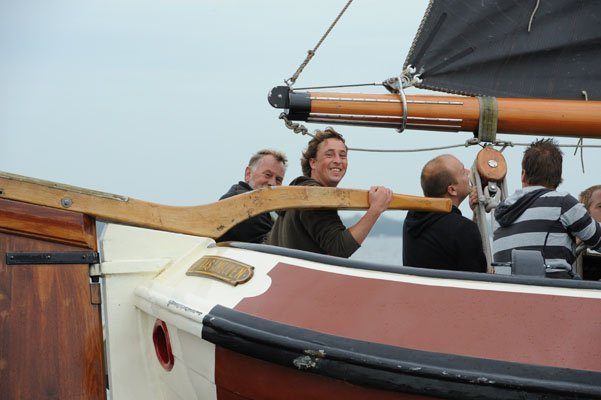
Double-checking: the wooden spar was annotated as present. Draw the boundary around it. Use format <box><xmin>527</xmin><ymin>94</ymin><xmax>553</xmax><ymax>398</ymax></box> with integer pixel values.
<box><xmin>0</xmin><ymin>171</ymin><xmax>451</xmax><ymax>239</ymax></box>
<box><xmin>269</xmin><ymin>87</ymin><xmax>601</xmax><ymax>138</ymax></box>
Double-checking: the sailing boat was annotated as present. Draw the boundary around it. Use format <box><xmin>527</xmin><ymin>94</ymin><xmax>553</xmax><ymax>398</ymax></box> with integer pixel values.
<box><xmin>2</xmin><ymin>1</ymin><xmax>601</xmax><ymax>399</ymax></box>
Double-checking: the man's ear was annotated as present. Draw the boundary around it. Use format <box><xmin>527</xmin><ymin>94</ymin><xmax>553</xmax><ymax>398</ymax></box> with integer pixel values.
<box><xmin>447</xmin><ymin>184</ymin><xmax>457</xmax><ymax>197</ymax></box>
<box><xmin>309</xmin><ymin>158</ymin><xmax>316</xmax><ymax>171</ymax></box>
<box><xmin>244</xmin><ymin>166</ymin><xmax>251</xmax><ymax>183</ymax></box>
<box><xmin>521</xmin><ymin>169</ymin><xmax>527</xmax><ymax>185</ymax></box>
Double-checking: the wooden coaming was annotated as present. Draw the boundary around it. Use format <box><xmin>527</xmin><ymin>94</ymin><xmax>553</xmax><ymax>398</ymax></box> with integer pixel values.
<box><xmin>0</xmin><ymin>198</ymin><xmax>96</xmax><ymax>249</ymax></box>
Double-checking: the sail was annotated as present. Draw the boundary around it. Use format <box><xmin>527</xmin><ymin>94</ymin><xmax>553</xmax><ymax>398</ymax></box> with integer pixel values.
<box><xmin>405</xmin><ymin>0</ymin><xmax>601</xmax><ymax>100</ymax></box>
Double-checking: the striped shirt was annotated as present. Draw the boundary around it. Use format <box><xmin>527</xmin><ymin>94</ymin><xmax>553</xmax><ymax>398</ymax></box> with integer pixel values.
<box><xmin>493</xmin><ymin>186</ymin><xmax>601</xmax><ymax>272</ymax></box>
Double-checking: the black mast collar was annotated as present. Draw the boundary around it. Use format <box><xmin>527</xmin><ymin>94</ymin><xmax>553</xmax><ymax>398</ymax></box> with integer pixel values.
<box><xmin>268</xmin><ymin>86</ymin><xmax>310</xmax><ymax>121</ymax></box>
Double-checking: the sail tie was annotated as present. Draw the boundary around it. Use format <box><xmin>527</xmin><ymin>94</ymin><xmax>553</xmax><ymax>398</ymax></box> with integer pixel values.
<box><xmin>477</xmin><ymin>96</ymin><xmax>499</xmax><ymax>143</ymax></box>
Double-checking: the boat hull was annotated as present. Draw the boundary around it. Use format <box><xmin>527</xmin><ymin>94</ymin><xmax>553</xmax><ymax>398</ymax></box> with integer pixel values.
<box><xmin>100</xmin><ymin>224</ymin><xmax>601</xmax><ymax>399</ymax></box>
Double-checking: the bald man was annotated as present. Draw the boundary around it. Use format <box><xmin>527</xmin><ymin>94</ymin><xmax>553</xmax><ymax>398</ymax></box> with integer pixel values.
<box><xmin>402</xmin><ymin>154</ymin><xmax>487</xmax><ymax>272</ymax></box>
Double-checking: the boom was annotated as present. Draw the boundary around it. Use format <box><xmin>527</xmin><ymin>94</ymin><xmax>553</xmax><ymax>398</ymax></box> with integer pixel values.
<box><xmin>269</xmin><ymin>86</ymin><xmax>601</xmax><ymax>139</ymax></box>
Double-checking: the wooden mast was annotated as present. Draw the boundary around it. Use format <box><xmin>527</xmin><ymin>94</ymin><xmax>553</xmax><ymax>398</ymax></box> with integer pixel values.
<box><xmin>0</xmin><ymin>171</ymin><xmax>451</xmax><ymax>239</ymax></box>
<box><xmin>269</xmin><ymin>87</ymin><xmax>601</xmax><ymax>138</ymax></box>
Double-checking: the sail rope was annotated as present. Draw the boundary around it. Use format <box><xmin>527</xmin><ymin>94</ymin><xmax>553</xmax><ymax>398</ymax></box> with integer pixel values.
<box><xmin>285</xmin><ymin>0</ymin><xmax>354</xmax><ymax>87</ymax></box>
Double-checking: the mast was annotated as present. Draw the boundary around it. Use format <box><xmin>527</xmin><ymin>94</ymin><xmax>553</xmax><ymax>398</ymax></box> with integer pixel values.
<box><xmin>269</xmin><ymin>86</ymin><xmax>601</xmax><ymax>139</ymax></box>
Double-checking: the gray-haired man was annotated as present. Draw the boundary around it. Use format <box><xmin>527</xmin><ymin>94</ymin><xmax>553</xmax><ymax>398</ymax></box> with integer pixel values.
<box><xmin>217</xmin><ymin>149</ymin><xmax>287</xmax><ymax>243</ymax></box>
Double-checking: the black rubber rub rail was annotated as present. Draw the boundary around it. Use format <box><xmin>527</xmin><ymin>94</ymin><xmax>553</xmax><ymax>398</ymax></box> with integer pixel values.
<box><xmin>202</xmin><ymin>305</ymin><xmax>601</xmax><ymax>400</ymax></box>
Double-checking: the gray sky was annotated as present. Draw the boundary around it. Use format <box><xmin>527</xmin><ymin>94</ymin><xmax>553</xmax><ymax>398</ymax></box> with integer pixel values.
<box><xmin>1</xmin><ymin>0</ymin><xmax>599</xmax><ymax>219</ymax></box>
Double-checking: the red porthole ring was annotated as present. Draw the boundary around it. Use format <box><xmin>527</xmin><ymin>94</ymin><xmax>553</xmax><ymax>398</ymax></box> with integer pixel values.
<box><xmin>152</xmin><ymin>319</ymin><xmax>174</xmax><ymax>371</ymax></box>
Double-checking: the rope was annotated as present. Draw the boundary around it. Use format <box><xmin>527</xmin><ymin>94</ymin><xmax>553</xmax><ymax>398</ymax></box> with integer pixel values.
<box><xmin>348</xmin><ymin>142</ymin><xmax>470</xmax><ymax>153</ymax></box>
<box><xmin>574</xmin><ymin>138</ymin><xmax>585</xmax><ymax>173</ymax></box>
<box><xmin>279</xmin><ymin>113</ymin><xmax>310</xmax><ymax>136</ymax></box>
<box><xmin>511</xmin><ymin>142</ymin><xmax>601</xmax><ymax>149</ymax></box>
<box><xmin>293</xmin><ymin>82</ymin><xmax>383</xmax><ymax>90</ymax></box>
<box><xmin>279</xmin><ymin>114</ymin><xmax>601</xmax><ymax>155</ymax></box>
<box><xmin>285</xmin><ymin>0</ymin><xmax>354</xmax><ymax>87</ymax></box>
<box><xmin>527</xmin><ymin>0</ymin><xmax>540</xmax><ymax>32</ymax></box>
<box><xmin>341</xmin><ymin>139</ymin><xmax>601</xmax><ymax>153</ymax></box>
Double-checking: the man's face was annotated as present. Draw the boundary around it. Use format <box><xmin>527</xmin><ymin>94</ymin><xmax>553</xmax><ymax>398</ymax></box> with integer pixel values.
<box><xmin>309</xmin><ymin>138</ymin><xmax>348</xmax><ymax>187</ymax></box>
<box><xmin>447</xmin><ymin>156</ymin><xmax>471</xmax><ymax>202</ymax></box>
<box><xmin>588</xmin><ymin>189</ymin><xmax>601</xmax><ymax>222</ymax></box>
<box><xmin>245</xmin><ymin>155</ymin><xmax>286</xmax><ymax>189</ymax></box>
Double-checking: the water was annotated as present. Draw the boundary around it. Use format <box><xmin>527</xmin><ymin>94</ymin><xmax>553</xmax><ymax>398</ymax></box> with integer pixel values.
<box><xmin>350</xmin><ymin>235</ymin><xmax>403</xmax><ymax>265</ymax></box>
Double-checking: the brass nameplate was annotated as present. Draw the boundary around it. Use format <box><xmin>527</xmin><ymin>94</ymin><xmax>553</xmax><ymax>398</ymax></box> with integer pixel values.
<box><xmin>186</xmin><ymin>256</ymin><xmax>254</xmax><ymax>286</ymax></box>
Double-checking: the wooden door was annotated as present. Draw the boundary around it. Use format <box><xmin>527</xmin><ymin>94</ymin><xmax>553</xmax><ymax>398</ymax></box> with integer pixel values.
<box><xmin>0</xmin><ymin>198</ymin><xmax>105</xmax><ymax>399</ymax></box>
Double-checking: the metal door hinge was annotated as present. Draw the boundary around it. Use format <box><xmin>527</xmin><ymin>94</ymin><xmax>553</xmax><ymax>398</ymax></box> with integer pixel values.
<box><xmin>6</xmin><ymin>251</ymin><xmax>100</xmax><ymax>265</ymax></box>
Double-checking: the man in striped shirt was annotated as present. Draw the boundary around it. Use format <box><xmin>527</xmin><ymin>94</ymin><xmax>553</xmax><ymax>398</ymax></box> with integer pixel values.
<box><xmin>493</xmin><ymin>139</ymin><xmax>601</xmax><ymax>278</ymax></box>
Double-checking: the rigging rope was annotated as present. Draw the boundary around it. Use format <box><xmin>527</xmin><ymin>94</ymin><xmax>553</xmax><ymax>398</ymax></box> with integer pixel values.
<box><xmin>285</xmin><ymin>0</ymin><xmax>354</xmax><ymax>87</ymax></box>
<box><xmin>293</xmin><ymin>82</ymin><xmax>383</xmax><ymax>90</ymax></box>
<box><xmin>349</xmin><ymin>142</ymin><xmax>471</xmax><ymax>153</ymax></box>
<box><xmin>349</xmin><ymin>140</ymin><xmax>601</xmax><ymax>153</ymax></box>
<box><xmin>280</xmin><ymin>114</ymin><xmax>601</xmax><ymax>155</ymax></box>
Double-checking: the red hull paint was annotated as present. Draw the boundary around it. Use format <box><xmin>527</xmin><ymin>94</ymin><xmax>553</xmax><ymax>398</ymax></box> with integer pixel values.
<box><xmin>234</xmin><ymin>264</ymin><xmax>601</xmax><ymax>372</ymax></box>
<box><xmin>215</xmin><ymin>347</ymin><xmax>437</xmax><ymax>400</ymax></box>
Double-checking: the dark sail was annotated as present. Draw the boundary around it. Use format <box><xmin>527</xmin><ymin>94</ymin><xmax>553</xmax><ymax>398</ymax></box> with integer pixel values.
<box><xmin>404</xmin><ymin>0</ymin><xmax>601</xmax><ymax>100</ymax></box>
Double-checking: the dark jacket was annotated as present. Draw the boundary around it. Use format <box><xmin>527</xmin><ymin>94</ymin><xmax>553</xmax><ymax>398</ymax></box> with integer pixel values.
<box><xmin>403</xmin><ymin>206</ymin><xmax>487</xmax><ymax>272</ymax></box>
<box><xmin>266</xmin><ymin>176</ymin><xmax>360</xmax><ymax>258</ymax></box>
<box><xmin>216</xmin><ymin>181</ymin><xmax>273</xmax><ymax>244</ymax></box>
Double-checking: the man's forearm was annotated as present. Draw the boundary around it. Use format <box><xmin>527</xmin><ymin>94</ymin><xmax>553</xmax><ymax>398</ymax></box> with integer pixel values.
<box><xmin>348</xmin><ymin>209</ymin><xmax>381</xmax><ymax>245</ymax></box>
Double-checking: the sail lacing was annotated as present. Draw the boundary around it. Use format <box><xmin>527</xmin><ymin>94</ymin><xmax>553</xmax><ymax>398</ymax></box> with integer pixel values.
<box><xmin>285</xmin><ymin>0</ymin><xmax>354</xmax><ymax>87</ymax></box>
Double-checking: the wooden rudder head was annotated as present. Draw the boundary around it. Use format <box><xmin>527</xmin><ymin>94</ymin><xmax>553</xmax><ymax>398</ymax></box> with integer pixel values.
<box><xmin>476</xmin><ymin>146</ymin><xmax>507</xmax><ymax>182</ymax></box>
